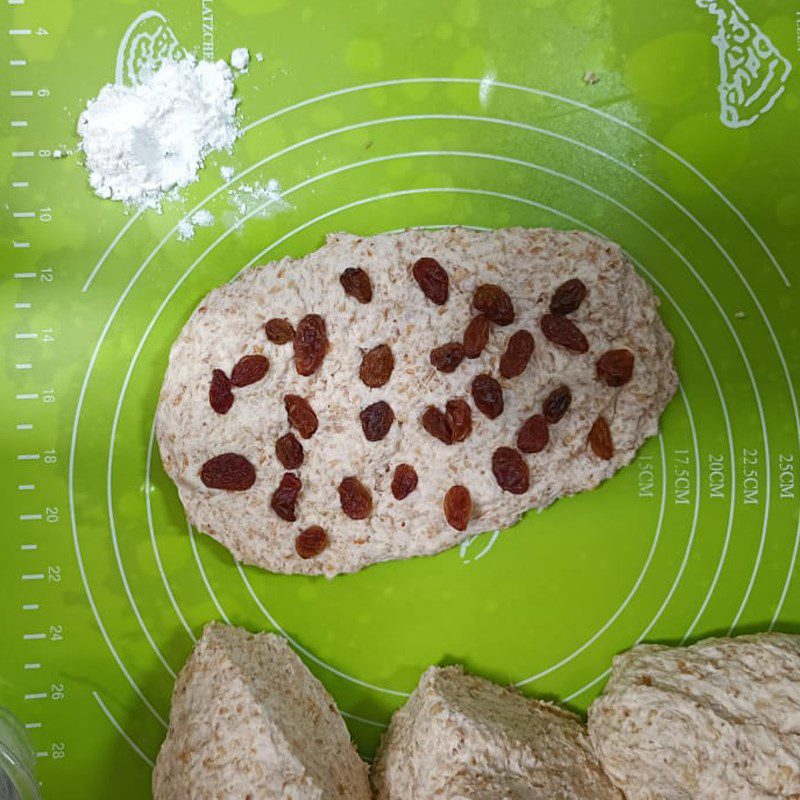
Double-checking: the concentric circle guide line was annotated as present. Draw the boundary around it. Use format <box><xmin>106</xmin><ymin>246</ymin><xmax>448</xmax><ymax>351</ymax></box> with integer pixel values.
<box><xmin>188</xmin><ymin>522</ymin><xmax>231</xmax><ymax>626</ymax></box>
<box><xmin>145</xmin><ymin>419</ymin><xmax>195</xmax><ymax>643</ymax></box>
<box><xmin>106</xmin><ymin>436</ymin><xmax>176</xmax><ymax>678</ymax></box>
<box><xmin>564</xmin><ymin>380</ymin><xmax>701</xmax><ymax>703</ymax></box>
<box><xmin>83</xmin><ymin>209</ymin><xmax>143</xmax><ymax>293</ymax></box>
<box><xmin>122</xmin><ymin>165</ymin><xmax>752</xmax><ymax>699</ymax></box>
<box><xmin>92</xmin><ymin>691</ymin><xmax>155</xmax><ymax>768</ymax></box>
<box><xmin>625</xmin><ymin>253</ymin><xmax>737</xmax><ymax>645</ymax></box>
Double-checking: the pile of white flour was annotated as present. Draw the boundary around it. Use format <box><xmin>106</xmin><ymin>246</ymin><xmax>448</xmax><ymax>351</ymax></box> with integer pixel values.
<box><xmin>77</xmin><ymin>57</ymin><xmax>238</xmax><ymax>207</ymax></box>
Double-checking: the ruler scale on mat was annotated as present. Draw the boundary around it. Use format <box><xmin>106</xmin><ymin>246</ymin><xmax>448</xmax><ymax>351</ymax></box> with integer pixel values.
<box><xmin>1</xmin><ymin>0</ymin><xmax>798</xmax><ymax>796</ymax></box>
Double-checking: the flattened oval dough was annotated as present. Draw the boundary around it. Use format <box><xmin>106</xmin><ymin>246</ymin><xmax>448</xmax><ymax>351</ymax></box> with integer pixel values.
<box><xmin>156</xmin><ymin>227</ymin><xmax>677</xmax><ymax>575</ymax></box>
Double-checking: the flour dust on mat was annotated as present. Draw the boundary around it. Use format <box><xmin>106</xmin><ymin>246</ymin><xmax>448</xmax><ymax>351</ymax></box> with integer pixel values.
<box><xmin>77</xmin><ymin>57</ymin><xmax>239</xmax><ymax>207</ymax></box>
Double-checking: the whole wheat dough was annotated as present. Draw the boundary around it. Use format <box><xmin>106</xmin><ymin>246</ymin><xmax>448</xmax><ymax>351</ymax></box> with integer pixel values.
<box><xmin>371</xmin><ymin>665</ymin><xmax>621</xmax><ymax>799</ymax></box>
<box><xmin>588</xmin><ymin>632</ymin><xmax>800</xmax><ymax>799</ymax></box>
<box><xmin>152</xmin><ymin>622</ymin><xmax>371</xmax><ymax>799</ymax></box>
<box><xmin>156</xmin><ymin>227</ymin><xmax>677</xmax><ymax>575</ymax></box>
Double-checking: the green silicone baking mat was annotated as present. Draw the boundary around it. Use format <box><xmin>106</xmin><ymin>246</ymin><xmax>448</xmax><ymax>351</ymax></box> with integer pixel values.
<box><xmin>2</xmin><ymin>0</ymin><xmax>799</xmax><ymax>795</ymax></box>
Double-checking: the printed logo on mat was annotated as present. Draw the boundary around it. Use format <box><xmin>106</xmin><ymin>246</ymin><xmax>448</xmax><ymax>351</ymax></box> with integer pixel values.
<box><xmin>697</xmin><ymin>0</ymin><xmax>792</xmax><ymax>128</ymax></box>
<box><xmin>115</xmin><ymin>10</ymin><xmax>185</xmax><ymax>86</ymax></box>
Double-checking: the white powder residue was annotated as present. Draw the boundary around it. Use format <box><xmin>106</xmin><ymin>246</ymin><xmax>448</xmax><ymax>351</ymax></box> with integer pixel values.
<box><xmin>227</xmin><ymin>178</ymin><xmax>289</xmax><ymax>216</ymax></box>
<box><xmin>230</xmin><ymin>48</ymin><xmax>250</xmax><ymax>72</ymax></box>
<box><xmin>220</xmin><ymin>165</ymin><xmax>235</xmax><ymax>182</ymax></box>
<box><xmin>192</xmin><ymin>209</ymin><xmax>214</xmax><ymax>227</ymax></box>
<box><xmin>77</xmin><ymin>57</ymin><xmax>239</xmax><ymax>208</ymax></box>
<box><xmin>255</xmin><ymin>52</ymin><xmax>264</xmax><ymax>63</ymax></box>
<box><xmin>177</xmin><ymin>209</ymin><xmax>216</xmax><ymax>241</ymax></box>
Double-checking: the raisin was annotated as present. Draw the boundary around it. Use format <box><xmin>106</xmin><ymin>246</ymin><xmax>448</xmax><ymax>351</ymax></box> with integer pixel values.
<box><xmin>391</xmin><ymin>464</ymin><xmax>418</xmax><ymax>500</ymax></box>
<box><xmin>517</xmin><ymin>415</ymin><xmax>549</xmax><ymax>454</ymax></box>
<box><xmin>596</xmin><ymin>348</ymin><xmax>635</xmax><ymax>387</ymax></box>
<box><xmin>412</xmin><ymin>257</ymin><xmax>449</xmax><ymax>305</ymax></box>
<box><xmin>543</xmin><ymin>385</ymin><xmax>572</xmax><ymax>424</ymax></box>
<box><xmin>463</xmin><ymin>314</ymin><xmax>491</xmax><ymax>359</ymax></box>
<box><xmin>550</xmin><ymin>278</ymin><xmax>587</xmax><ymax>315</ymax></box>
<box><xmin>471</xmin><ymin>374</ymin><xmax>504</xmax><ymax>419</ymax></box>
<box><xmin>430</xmin><ymin>342</ymin><xmax>465</xmax><ymax>373</ymax></box>
<box><xmin>270</xmin><ymin>472</ymin><xmax>302</xmax><ymax>521</ymax></box>
<box><xmin>340</xmin><ymin>267</ymin><xmax>372</xmax><ymax>303</ymax></box>
<box><xmin>294</xmin><ymin>314</ymin><xmax>328</xmax><ymax>376</ymax></box>
<box><xmin>588</xmin><ymin>416</ymin><xmax>614</xmax><ymax>460</ymax></box>
<box><xmin>338</xmin><ymin>477</ymin><xmax>372</xmax><ymax>520</ymax></box>
<box><xmin>284</xmin><ymin>394</ymin><xmax>318</xmax><ymax>439</ymax></box>
<box><xmin>275</xmin><ymin>433</ymin><xmax>304</xmax><ymax>469</ymax></box>
<box><xmin>540</xmin><ymin>314</ymin><xmax>589</xmax><ymax>353</ymax></box>
<box><xmin>443</xmin><ymin>485</ymin><xmax>472</xmax><ymax>531</ymax></box>
<box><xmin>200</xmin><ymin>453</ymin><xmax>256</xmax><ymax>490</ymax></box>
<box><xmin>421</xmin><ymin>400</ymin><xmax>472</xmax><ymax>445</ymax></box>
<box><xmin>422</xmin><ymin>406</ymin><xmax>452</xmax><ymax>444</ymax></box>
<box><xmin>473</xmin><ymin>284</ymin><xmax>514</xmax><ymax>326</ymax></box>
<box><xmin>499</xmin><ymin>330</ymin><xmax>535</xmax><ymax>378</ymax></box>
<box><xmin>446</xmin><ymin>399</ymin><xmax>472</xmax><ymax>443</ymax></box>
<box><xmin>492</xmin><ymin>447</ymin><xmax>530</xmax><ymax>494</ymax></box>
<box><xmin>360</xmin><ymin>401</ymin><xmax>395</xmax><ymax>441</ymax></box>
<box><xmin>230</xmin><ymin>354</ymin><xmax>269</xmax><ymax>387</ymax></box>
<box><xmin>360</xmin><ymin>343</ymin><xmax>394</xmax><ymax>388</ymax></box>
<box><xmin>209</xmin><ymin>369</ymin><xmax>234</xmax><ymax>415</ymax></box>
<box><xmin>295</xmin><ymin>526</ymin><xmax>329</xmax><ymax>559</ymax></box>
<box><xmin>264</xmin><ymin>318</ymin><xmax>294</xmax><ymax>344</ymax></box>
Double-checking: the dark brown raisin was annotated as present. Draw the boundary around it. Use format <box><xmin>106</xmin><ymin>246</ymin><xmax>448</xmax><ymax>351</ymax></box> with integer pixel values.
<box><xmin>230</xmin><ymin>354</ymin><xmax>269</xmax><ymax>387</ymax></box>
<box><xmin>473</xmin><ymin>284</ymin><xmax>514</xmax><ymax>326</ymax></box>
<box><xmin>412</xmin><ymin>257</ymin><xmax>449</xmax><ymax>305</ymax></box>
<box><xmin>540</xmin><ymin>313</ymin><xmax>589</xmax><ymax>353</ymax></box>
<box><xmin>500</xmin><ymin>330</ymin><xmax>535</xmax><ymax>379</ymax></box>
<box><xmin>492</xmin><ymin>447</ymin><xmax>530</xmax><ymax>494</ymax></box>
<box><xmin>391</xmin><ymin>464</ymin><xmax>418</xmax><ymax>500</ymax></box>
<box><xmin>275</xmin><ymin>433</ymin><xmax>304</xmax><ymax>469</ymax></box>
<box><xmin>550</xmin><ymin>278</ymin><xmax>587</xmax><ymax>315</ymax></box>
<box><xmin>463</xmin><ymin>314</ymin><xmax>491</xmax><ymax>359</ymax></box>
<box><xmin>542</xmin><ymin>385</ymin><xmax>572</xmax><ymax>424</ymax></box>
<box><xmin>596</xmin><ymin>348</ymin><xmax>635</xmax><ymax>387</ymax></box>
<box><xmin>360</xmin><ymin>401</ymin><xmax>395</xmax><ymax>441</ymax></box>
<box><xmin>588</xmin><ymin>416</ymin><xmax>614</xmax><ymax>460</ymax></box>
<box><xmin>446</xmin><ymin>399</ymin><xmax>472</xmax><ymax>443</ymax></box>
<box><xmin>443</xmin><ymin>485</ymin><xmax>472</xmax><ymax>531</ymax></box>
<box><xmin>422</xmin><ymin>406</ymin><xmax>452</xmax><ymax>444</ymax></box>
<box><xmin>209</xmin><ymin>369</ymin><xmax>234</xmax><ymax>415</ymax></box>
<box><xmin>338</xmin><ymin>477</ymin><xmax>372</xmax><ymax>520</ymax></box>
<box><xmin>264</xmin><ymin>318</ymin><xmax>294</xmax><ymax>344</ymax></box>
<box><xmin>200</xmin><ymin>453</ymin><xmax>256</xmax><ymax>490</ymax></box>
<box><xmin>359</xmin><ymin>343</ymin><xmax>394</xmax><ymax>388</ymax></box>
<box><xmin>270</xmin><ymin>472</ymin><xmax>301</xmax><ymax>521</ymax></box>
<box><xmin>517</xmin><ymin>415</ymin><xmax>549</xmax><ymax>454</ymax></box>
<box><xmin>430</xmin><ymin>342</ymin><xmax>465</xmax><ymax>373</ymax></box>
<box><xmin>284</xmin><ymin>394</ymin><xmax>318</xmax><ymax>439</ymax></box>
<box><xmin>340</xmin><ymin>267</ymin><xmax>372</xmax><ymax>304</ymax></box>
<box><xmin>294</xmin><ymin>314</ymin><xmax>328</xmax><ymax>376</ymax></box>
<box><xmin>471</xmin><ymin>374</ymin><xmax>504</xmax><ymax>419</ymax></box>
<box><xmin>295</xmin><ymin>526</ymin><xmax>329</xmax><ymax>559</ymax></box>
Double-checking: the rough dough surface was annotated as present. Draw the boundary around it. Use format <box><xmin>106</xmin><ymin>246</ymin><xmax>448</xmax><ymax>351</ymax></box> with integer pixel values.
<box><xmin>152</xmin><ymin>622</ymin><xmax>371</xmax><ymax>800</ymax></box>
<box><xmin>371</xmin><ymin>665</ymin><xmax>622</xmax><ymax>799</ymax></box>
<box><xmin>156</xmin><ymin>227</ymin><xmax>677</xmax><ymax>575</ymax></box>
<box><xmin>588</xmin><ymin>632</ymin><xmax>800</xmax><ymax>799</ymax></box>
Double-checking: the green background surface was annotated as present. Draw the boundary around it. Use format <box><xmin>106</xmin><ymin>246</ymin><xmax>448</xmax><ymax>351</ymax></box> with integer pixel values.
<box><xmin>1</xmin><ymin>0</ymin><xmax>799</xmax><ymax>796</ymax></box>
